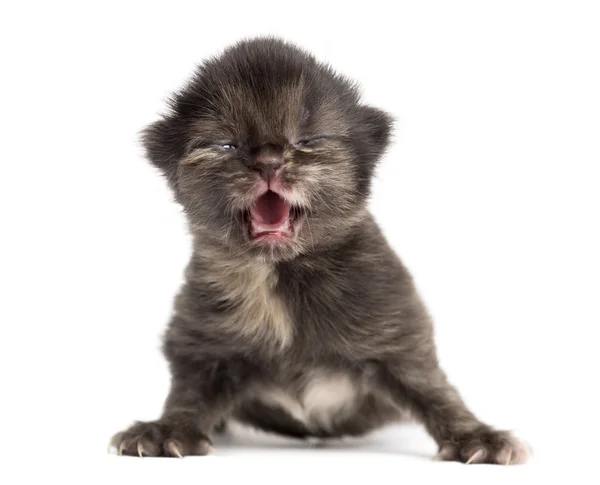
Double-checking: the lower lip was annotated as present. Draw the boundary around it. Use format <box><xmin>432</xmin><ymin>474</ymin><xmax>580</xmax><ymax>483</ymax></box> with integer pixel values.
<box><xmin>249</xmin><ymin>226</ymin><xmax>293</xmax><ymax>241</ymax></box>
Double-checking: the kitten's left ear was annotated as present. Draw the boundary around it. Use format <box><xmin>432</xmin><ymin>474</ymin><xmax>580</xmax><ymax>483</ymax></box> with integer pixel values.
<box><xmin>354</xmin><ymin>106</ymin><xmax>394</xmax><ymax>163</ymax></box>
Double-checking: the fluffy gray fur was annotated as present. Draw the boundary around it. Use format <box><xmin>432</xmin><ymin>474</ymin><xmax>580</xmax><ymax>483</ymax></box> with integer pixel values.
<box><xmin>111</xmin><ymin>38</ymin><xmax>528</xmax><ymax>464</ymax></box>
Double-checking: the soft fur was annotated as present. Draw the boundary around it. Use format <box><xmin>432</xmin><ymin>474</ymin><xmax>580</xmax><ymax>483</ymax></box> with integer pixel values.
<box><xmin>111</xmin><ymin>38</ymin><xmax>528</xmax><ymax>464</ymax></box>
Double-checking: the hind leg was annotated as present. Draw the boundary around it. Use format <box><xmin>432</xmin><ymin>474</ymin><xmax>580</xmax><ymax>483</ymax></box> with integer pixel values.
<box><xmin>234</xmin><ymin>400</ymin><xmax>315</xmax><ymax>439</ymax></box>
<box><xmin>213</xmin><ymin>419</ymin><xmax>228</xmax><ymax>434</ymax></box>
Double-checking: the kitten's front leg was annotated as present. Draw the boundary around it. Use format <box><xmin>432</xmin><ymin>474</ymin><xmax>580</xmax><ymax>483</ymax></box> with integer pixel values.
<box><xmin>383</xmin><ymin>358</ymin><xmax>529</xmax><ymax>464</ymax></box>
<box><xmin>111</xmin><ymin>358</ymin><xmax>243</xmax><ymax>457</ymax></box>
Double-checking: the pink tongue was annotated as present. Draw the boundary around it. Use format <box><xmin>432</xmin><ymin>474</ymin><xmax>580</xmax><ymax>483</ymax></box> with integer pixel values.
<box><xmin>251</xmin><ymin>191</ymin><xmax>289</xmax><ymax>225</ymax></box>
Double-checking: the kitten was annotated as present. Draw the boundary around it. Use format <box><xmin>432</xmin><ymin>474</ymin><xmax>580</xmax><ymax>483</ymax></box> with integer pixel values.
<box><xmin>111</xmin><ymin>38</ymin><xmax>528</xmax><ymax>464</ymax></box>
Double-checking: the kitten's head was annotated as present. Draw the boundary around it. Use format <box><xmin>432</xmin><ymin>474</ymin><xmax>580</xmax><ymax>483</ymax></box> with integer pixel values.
<box><xmin>143</xmin><ymin>38</ymin><xmax>392</xmax><ymax>261</ymax></box>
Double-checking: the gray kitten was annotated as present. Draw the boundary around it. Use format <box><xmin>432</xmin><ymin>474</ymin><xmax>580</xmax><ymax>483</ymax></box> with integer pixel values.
<box><xmin>111</xmin><ymin>37</ymin><xmax>528</xmax><ymax>464</ymax></box>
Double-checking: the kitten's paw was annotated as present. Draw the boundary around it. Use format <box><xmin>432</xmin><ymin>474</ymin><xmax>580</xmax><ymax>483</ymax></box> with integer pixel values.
<box><xmin>110</xmin><ymin>421</ymin><xmax>214</xmax><ymax>458</ymax></box>
<box><xmin>435</xmin><ymin>427</ymin><xmax>529</xmax><ymax>465</ymax></box>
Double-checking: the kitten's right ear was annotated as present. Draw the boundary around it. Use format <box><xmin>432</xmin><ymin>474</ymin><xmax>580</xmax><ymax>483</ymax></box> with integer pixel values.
<box><xmin>141</xmin><ymin>117</ymin><xmax>186</xmax><ymax>189</ymax></box>
<box><xmin>141</xmin><ymin>118</ymin><xmax>185</xmax><ymax>170</ymax></box>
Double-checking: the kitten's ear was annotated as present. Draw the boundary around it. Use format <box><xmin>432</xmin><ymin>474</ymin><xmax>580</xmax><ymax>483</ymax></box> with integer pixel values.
<box><xmin>141</xmin><ymin>118</ymin><xmax>185</xmax><ymax>170</ymax></box>
<box><xmin>355</xmin><ymin>106</ymin><xmax>394</xmax><ymax>163</ymax></box>
<box><xmin>141</xmin><ymin>117</ymin><xmax>186</xmax><ymax>190</ymax></box>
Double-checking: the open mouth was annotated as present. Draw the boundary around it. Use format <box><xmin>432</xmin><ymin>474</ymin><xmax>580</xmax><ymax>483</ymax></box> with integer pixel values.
<box><xmin>248</xmin><ymin>190</ymin><xmax>299</xmax><ymax>241</ymax></box>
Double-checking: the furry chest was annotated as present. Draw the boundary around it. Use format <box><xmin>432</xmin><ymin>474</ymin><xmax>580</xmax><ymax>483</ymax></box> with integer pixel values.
<box><xmin>201</xmin><ymin>259</ymin><xmax>294</xmax><ymax>349</ymax></box>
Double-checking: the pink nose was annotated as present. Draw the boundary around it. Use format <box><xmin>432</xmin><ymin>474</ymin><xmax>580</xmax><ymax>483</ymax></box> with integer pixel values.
<box><xmin>253</xmin><ymin>161</ymin><xmax>282</xmax><ymax>181</ymax></box>
<box><xmin>251</xmin><ymin>144</ymin><xmax>284</xmax><ymax>182</ymax></box>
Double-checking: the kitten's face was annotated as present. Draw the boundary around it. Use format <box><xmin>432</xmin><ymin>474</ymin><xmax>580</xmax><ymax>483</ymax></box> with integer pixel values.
<box><xmin>143</xmin><ymin>39</ymin><xmax>392</xmax><ymax>261</ymax></box>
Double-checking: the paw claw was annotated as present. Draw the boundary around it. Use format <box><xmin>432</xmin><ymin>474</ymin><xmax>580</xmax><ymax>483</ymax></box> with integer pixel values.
<box><xmin>118</xmin><ymin>441</ymin><xmax>127</xmax><ymax>456</ymax></box>
<box><xmin>505</xmin><ymin>448</ymin><xmax>512</xmax><ymax>465</ymax></box>
<box><xmin>466</xmin><ymin>448</ymin><xmax>484</xmax><ymax>464</ymax></box>
<box><xmin>137</xmin><ymin>441</ymin><xmax>145</xmax><ymax>458</ymax></box>
<box><xmin>167</xmin><ymin>441</ymin><xmax>183</xmax><ymax>458</ymax></box>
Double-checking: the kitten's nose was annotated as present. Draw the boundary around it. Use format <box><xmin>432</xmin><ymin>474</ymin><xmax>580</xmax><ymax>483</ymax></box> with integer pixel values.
<box><xmin>254</xmin><ymin>161</ymin><xmax>282</xmax><ymax>181</ymax></box>
<box><xmin>252</xmin><ymin>145</ymin><xmax>283</xmax><ymax>182</ymax></box>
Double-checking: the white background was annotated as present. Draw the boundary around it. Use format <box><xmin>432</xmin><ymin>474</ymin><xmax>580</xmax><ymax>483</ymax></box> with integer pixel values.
<box><xmin>1</xmin><ymin>1</ymin><xmax>598</xmax><ymax>483</ymax></box>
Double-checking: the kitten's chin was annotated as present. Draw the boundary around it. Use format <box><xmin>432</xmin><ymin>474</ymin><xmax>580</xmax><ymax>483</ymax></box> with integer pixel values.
<box><xmin>246</xmin><ymin>190</ymin><xmax>303</xmax><ymax>244</ymax></box>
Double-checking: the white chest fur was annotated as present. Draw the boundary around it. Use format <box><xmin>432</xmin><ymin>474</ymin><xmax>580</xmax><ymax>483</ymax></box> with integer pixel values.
<box><xmin>194</xmin><ymin>254</ymin><xmax>293</xmax><ymax>349</ymax></box>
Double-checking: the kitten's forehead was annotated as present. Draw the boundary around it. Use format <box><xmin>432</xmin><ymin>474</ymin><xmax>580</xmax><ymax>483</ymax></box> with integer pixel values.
<box><xmin>182</xmin><ymin>41</ymin><xmax>358</xmax><ymax>141</ymax></box>
<box><xmin>191</xmin><ymin>83</ymin><xmax>303</xmax><ymax>141</ymax></box>
<box><xmin>194</xmin><ymin>78</ymin><xmax>351</xmax><ymax>142</ymax></box>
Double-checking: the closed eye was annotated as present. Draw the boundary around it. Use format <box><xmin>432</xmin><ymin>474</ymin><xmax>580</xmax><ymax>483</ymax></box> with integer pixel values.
<box><xmin>294</xmin><ymin>137</ymin><xmax>327</xmax><ymax>149</ymax></box>
<box><xmin>187</xmin><ymin>139</ymin><xmax>238</xmax><ymax>152</ymax></box>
